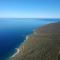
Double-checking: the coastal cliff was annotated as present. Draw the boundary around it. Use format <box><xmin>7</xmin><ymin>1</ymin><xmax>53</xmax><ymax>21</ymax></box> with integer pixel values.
<box><xmin>9</xmin><ymin>22</ymin><xmax>60</xmax><ymax>60</ymax></box>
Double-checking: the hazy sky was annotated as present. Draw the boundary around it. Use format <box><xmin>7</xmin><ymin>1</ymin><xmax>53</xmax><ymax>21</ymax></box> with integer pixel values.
<box><xmin>0</xmin><ymin>0</ymin><xmax>60</xmax><ymax>18</ymax></box>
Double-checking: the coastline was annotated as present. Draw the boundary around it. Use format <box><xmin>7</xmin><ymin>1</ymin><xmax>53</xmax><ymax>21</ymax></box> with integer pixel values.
<box><xmin>9</xmin><ymin>22</ymin><xmax>60</xmax><ymax>60</ymax></box>
<box><xmin>11</xmin><ymin>48</ymin><xmax>20</xmax><ymax>58</ymax></box>
<box><xmin>8</xmin><ymin>34</ymin><xmax>30</xmax><ymax>60</ymax></box>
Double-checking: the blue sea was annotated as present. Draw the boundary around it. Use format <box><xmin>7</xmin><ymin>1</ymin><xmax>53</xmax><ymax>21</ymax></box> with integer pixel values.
<box><xmin>0</xmin><ymin>18</ymin><xmax>60</xmax><ymax>60</ymax></box>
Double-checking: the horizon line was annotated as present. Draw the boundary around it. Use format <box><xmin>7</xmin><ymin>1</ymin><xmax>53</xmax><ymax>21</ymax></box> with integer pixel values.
<box><xmin>0</xmin><ymin>17</ymin><xmax>60</xmax><ymax>19</ymax></box>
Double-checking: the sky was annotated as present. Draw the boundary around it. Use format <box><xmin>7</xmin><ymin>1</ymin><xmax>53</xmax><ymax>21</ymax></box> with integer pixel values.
<box><xmin>0</xmin><ymin>0</ymin><xmax>60</xmax><ymax>18</ymax></box>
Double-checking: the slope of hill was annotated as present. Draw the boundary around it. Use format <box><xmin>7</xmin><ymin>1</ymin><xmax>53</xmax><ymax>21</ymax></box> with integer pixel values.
<box><xmin>9</xmin><ymin>22</ymin><xmax>60</xmax><ymax>60</ymax></box>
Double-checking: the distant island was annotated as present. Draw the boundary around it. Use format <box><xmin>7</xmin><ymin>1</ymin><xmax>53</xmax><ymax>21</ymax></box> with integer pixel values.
<box><xmin>9</xmin><ymin>22</ymin><xmax>60</xmax><ymax>60</ymax></box>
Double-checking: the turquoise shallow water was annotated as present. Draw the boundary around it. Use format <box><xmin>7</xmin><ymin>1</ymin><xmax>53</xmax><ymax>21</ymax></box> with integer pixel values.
<box><xmin>0</xmin><ymin>18</ymin><xmax>60</xmax><ymax>60</ymax></box>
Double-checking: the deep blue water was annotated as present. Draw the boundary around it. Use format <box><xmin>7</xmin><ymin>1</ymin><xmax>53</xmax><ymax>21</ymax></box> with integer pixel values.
<box><xmin>0</xmin><ymin>18</ymin><xmax>60</xmax><ymax>60</ymax></box>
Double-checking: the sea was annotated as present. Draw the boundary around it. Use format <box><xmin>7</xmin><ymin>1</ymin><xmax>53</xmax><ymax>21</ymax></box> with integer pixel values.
<box><xmin>0</xmin><ymin>18</ymin><xmax>60</xmax><ymax>60</ymax></box>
